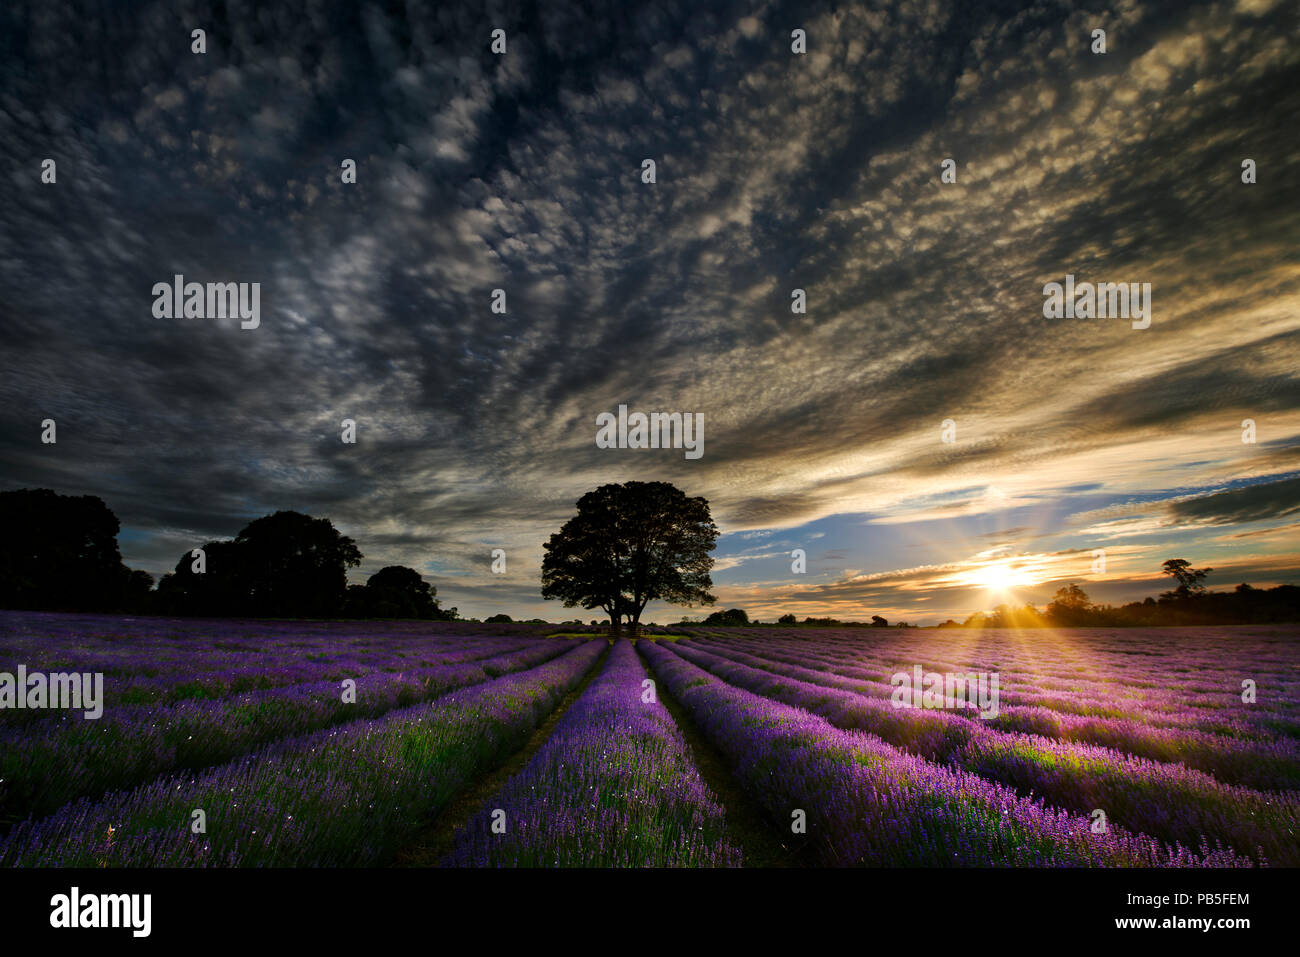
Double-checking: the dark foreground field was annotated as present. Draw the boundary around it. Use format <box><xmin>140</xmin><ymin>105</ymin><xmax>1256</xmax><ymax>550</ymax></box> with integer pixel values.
<box><xmin>1</xmin><ymin>612</ymin><xmax>1297</xmax><ymax>866</ymax></box>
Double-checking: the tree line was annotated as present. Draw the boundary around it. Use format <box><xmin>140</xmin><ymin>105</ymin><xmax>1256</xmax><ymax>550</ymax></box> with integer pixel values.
<box><xmin>1</xmin><ymin>481</ymin><xmax>721</xmax><ymax>630</ymax></box>
<box><xmin>679</xmin><ymin>608</ymin><xmax>917</xmax><ymax>628</ymax></box>
<box><xmin>5</xmin><ymin>484</ymin><xmax>1294</xmax><ymax>629</ymax></box>
<box><xmin>944</xmin><ymin>559</ymin><xmax>1300</xmax><ymax>628</ymax></box>
<box><xmin>0</xmin><ymin>489</ymin><xmax>455</xmax><ymax>620</ymax></box>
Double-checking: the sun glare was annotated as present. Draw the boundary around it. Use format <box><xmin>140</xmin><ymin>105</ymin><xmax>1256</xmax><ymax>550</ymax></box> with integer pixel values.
<box><xmin>969</xmin><ymin>561</ymin><xmax>1036</xmax><ymax>592</ymax></box>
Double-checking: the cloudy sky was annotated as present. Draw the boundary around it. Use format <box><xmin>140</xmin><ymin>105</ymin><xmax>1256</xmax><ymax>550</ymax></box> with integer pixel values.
<box><xmin>2</xmin><ymin>0</ymin><xmax>1297</xmax><ymax>624</ymax></box>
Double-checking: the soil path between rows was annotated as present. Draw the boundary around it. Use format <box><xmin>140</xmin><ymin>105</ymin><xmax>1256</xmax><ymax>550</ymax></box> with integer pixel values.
<box><xmin>640</xmin><ymin>639</ymin><xmax>815</xmax><ymax>867</ymax></box>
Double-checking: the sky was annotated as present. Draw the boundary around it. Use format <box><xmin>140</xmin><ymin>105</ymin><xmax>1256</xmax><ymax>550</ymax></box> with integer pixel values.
<box><xmin>1</xmin><ymin>0</ymin><xmax>1297</xmax><ymax>625</ymax></box>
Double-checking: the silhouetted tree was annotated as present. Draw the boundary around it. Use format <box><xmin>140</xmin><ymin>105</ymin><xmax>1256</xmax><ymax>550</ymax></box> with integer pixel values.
<box><xmin>157</xmin><ymin>512</ymin><xmax>361</xmax><ymax>617</ymax></box>
<box><xmin>342</xmin><ymin>584</ymin><xmax>371</xmax><ymax>618</ymax></box>
<box><xmin>1161</xmin><ymin>559</ymin><xmax>1212</xmax><ymax>599</ymax></box>
<box><xmin>0</xmin><ymin>488</ymin><xmax>143</xmax><ymax>611</ymax></box>
<box><xmin>777</xmin><ymin>613</ymin><xmax>797</xmax><ymax>624</ymax></box>
<box><xmin>485</xmin><ymin>613</ymin><xmax>513</xmax><ymax>623</ymax></box>
<box><xmin>703</xmin><ymin>608</ymin><xmax>749</xmax><ymax>626</ymax></box>
<box><xmin>541</xmin><ymin>481</ymin><xmax>717</xmax><ymax>636</ymax></box>
<box><xmin>235</xmin><ymin>511</ymin><xmax>361</xmax><ymax>616</ymax></box>
<box><xmin>156</xmin><ymin>540</ymin><xmax>248</xmax><ymax>616</ymax></box>
<box><xmin>361</xmin><ymin>565</ymin><xmax>440</xmax><ymax>618</ymax></box>
<box><xmin>870</xmin><ymin>615</ymin><xmax>888</xmax><ymax>627</ymax></box>
<box><xmin>1046</xmin><ymin>583</ymin><xmax>1096</xmax><ymax>624</ymax></box>
<box><xmin>121</xmin><ymin>569</ymin><xmax>155</xmax><ymax>612</ymax></box>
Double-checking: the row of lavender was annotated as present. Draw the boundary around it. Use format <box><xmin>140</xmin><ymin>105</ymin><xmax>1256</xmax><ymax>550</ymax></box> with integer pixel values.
<box><xmin>679</xmin><ymin>626</ymin><xmax>1300</xmax><ymax>737</ymax></box>
<box><xmin>0</xmin><ymin>636</ymin><xmax>577</xmax><ymax>828</ymax></box>
<box><xmin>4</xmin><ymin>610</ymin><xmax>1294</xmax><ymax>867</ymax></box>
<box><xmin>0</xmin><ymin>612</ymin><xmax>554</xmax><ymax>718</ymax></box>
<box><xmin>436</xmin><ymin>633</ymin><xmax>1278</xmax><ymax>868</ymax></box>
<box><xmin>684</xmin><ymin>635</ymin><xmax>1300</xmax><ymax>791</ymax></box>
<box><xmin>0</xmin><ymin>637</ymin><xmax>548</xmax><ymax>727</ymax></box>
<box><xmin>443</xmin><ymin>639</ymin><xmax>741</xmax><ymax>866</ymax></box>
<box><xmin>663</xmin><ymin>638</ymin><xmax>1300</xmax><ymax>865</ymax></box>
<box><xmin>698</xmin><ymin>634</ymin><xmax>1296</xmax><ymax>737</ymax></box>
<box><xmin>0</xmin><ymin>640</ymin><xmax>606</xmax><ymax>866</ymax></box>
<box><xmin>639</xmin><ymin>640</ymin><xmax>1250</xmax><ymax>866</ymax></box>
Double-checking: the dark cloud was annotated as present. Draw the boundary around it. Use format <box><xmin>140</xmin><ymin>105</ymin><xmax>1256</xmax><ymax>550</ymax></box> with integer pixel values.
<box><xmin>2</xmin><ymin>0</ymin><xmax>1298</xmax><ymax>618</ymax></box>
<box><xmin>1170</xmin><ymin>475</ymin><xmax>1300</xmax><ymax>526</ymax></box>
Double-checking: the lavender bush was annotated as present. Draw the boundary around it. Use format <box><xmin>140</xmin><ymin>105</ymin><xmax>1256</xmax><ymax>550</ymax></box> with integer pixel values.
<box><xmin>0</xmin><ymin>640</ymin><xmax>603</xmax><ymax>866</ymax></box>
<box><xmin>444</xmin><ymin>639</ymin><xmax>741</xmax><ymax>867</ymax></box>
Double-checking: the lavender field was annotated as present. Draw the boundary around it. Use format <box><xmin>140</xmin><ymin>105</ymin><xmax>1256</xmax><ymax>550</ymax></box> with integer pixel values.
<box><xmin>1</xmin><ymin>611</ymin><xmax>1297</xmax><ymax>867</ymax></box>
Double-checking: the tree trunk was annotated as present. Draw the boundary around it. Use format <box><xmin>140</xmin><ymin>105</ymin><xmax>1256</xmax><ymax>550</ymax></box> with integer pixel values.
<box><xmin>609</xmin><ymin>614</ymin><xmax>623</xmax><ymax>637</ymax></box>
<box><xmin>626</xmin><ymin>617</ymin><xmax>640</xmax><ymax>638</ymax></box>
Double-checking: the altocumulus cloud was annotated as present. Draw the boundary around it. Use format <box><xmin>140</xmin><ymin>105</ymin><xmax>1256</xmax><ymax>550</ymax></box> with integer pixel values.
<box><xmin>0</xmin><ymin>0</ymin><xmax>1297</xmax><ymax>619</ymax></box>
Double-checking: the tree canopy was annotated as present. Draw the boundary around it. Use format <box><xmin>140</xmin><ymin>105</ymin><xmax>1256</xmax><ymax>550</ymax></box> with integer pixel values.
<box><xmin>703</xmin><ymin>608</ymin><xmax>749</xmax><ymax>626</ymax></box>
<box><xmin>1161</xmin><ymin>558</ymin><xmax>1213</xmax><ymax>599</ymax></box>
<box><xmin>343</xmin><ymin>565</ymin><xmax>447</xmax><ymax>619</ymax></box>
<box><xmin>541</xmin><ymin>481</ymin><xmax>717</xmax><ymax>635</ymax></box>
<box><xmin>0</xmin><ymin>488</ymin><xmax>149</xmax><ymax>611</ymax></box>
<box><xmin>157</xmin><ymin>510</ymin><xmax>361</xmax><ymax>617</ymax></box>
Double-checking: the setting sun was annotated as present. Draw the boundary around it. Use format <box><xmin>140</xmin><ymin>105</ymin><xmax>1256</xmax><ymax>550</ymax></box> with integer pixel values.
<box><xmin>967</xmin><ymin>561</ymin><xmax>1037</xmax><ymax>592</ymax></box>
